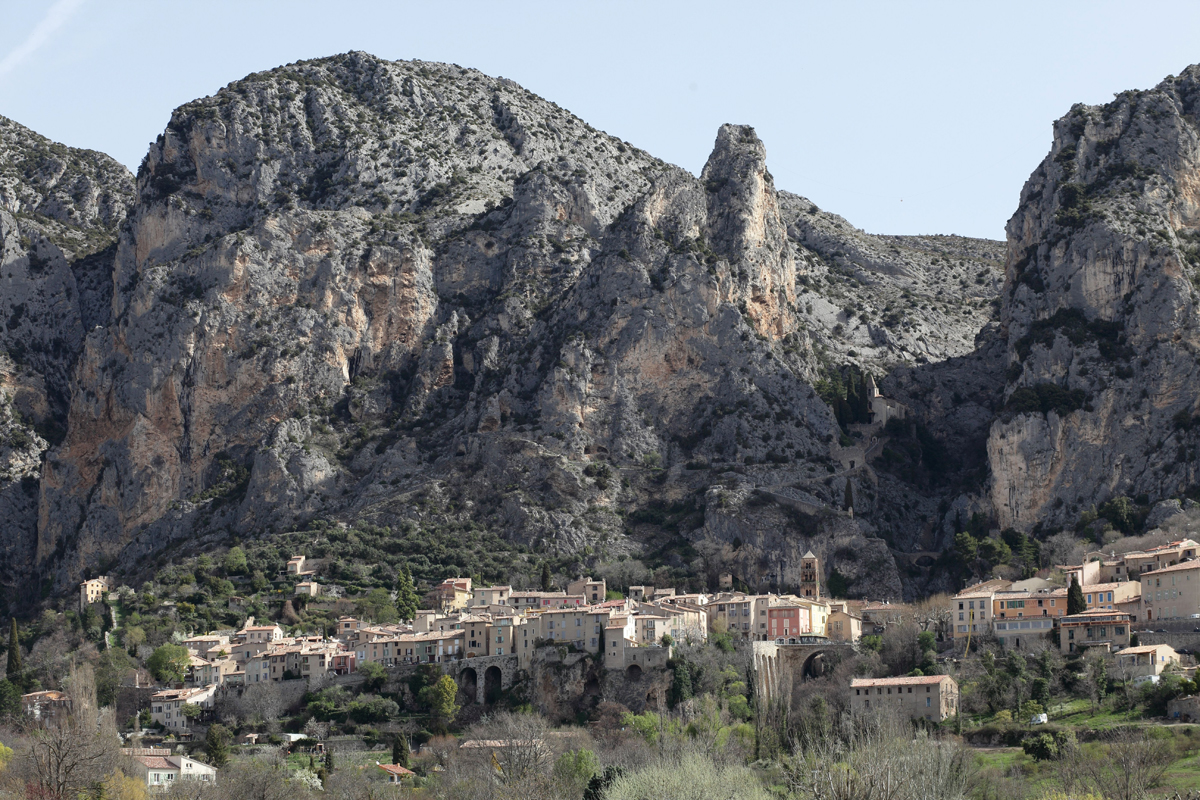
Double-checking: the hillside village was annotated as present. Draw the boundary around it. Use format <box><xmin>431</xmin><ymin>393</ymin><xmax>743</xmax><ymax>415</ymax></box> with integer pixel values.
<box><xmin>10</xmin><ymin>523</ymin><xmax>1200</xmax><ymax>793</ymax></box>
<box><xmin>6</xmin><ymin>34</ymin><xmax>1200</xmax><ymax>799</ymax></box>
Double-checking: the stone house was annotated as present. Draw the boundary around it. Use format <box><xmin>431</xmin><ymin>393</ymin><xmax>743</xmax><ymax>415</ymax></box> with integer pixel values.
<box><xmin>825</xmin><ymin>603</ymin><xmax>863</xmax><ymax>642</ymax></box>
<box><xmin>21</xmin><ymin>690</ymin><xmax>70</xmax><ymax>723</ymax></box>
<box><xmin>1123</xmin><ymin>539</ymin><xmax>1200</xmax><ymax>577</ymax></box>
<box><xmin>1139</xmin><ymin>560</ymin><xmax>1200</xmax><ymax>622</ymax></box>
<box><xmin>78</xmin><ymin>576</ymin><xmax>110</xmax><ymax>611</ymax></box>
<box><xmin>237</xmin><ymin>623</ymin><xmax>284</xmax><ymax>644</ymax></box>
<box><xmin>430</xmin><ymin>578</ymin><xmax>473</xmax><ymax>610</ymax></box>
<box><xmin>150</xmin><ymin>685</ymin><xmax>216</xmax><ymax>731</ymax></box>
<box><xmin>469</xmin><ymin>585</ymin><xmax>512</xmax><ymax>608</ymax></box>
<box><xmin>850</xmin><ymin>675</ymin><xmax>958</xmax><ymax>722</ymax></box>
<box><xmin>1079</xmin><ymin>581</ymin><xmax>1141</xmax><ymax>611</ymax></box>
<box><xmin>711</xmin><ymin>593</ymin><xmax>770</xmax><ymax>638</ymax></box>
<box><xmin>1168</xmin><ymin>694</ymin><xmax>1200</xmax><ymax>722</ymax></box>
<box><xmin>567</xmin><ymin>576</ymin><xmax>607</xmax><ymax>604</ymax></box>
<box><xmin>295</xmin><ymin>581</ymin><xmax>321</xmax><ymax>598</ymax></box>
<box><xmin>131</xmin><ymin>754</ymin><xmax>217</xmax><ymax>789</ymax></box>
<box><xmin>1115</xmin><ymin>643</ymin><xmax>1181</xmax><ymax>678</ymax></box>
<box><xmin>952</xmin><ymin>580</ymin><xmax>1011</xmax><ymax>645</ymax></box>
<box><xmin>1057</xmin><ymin>609</ymin><xmax>1132</xmax><ymax>653</ymax></box>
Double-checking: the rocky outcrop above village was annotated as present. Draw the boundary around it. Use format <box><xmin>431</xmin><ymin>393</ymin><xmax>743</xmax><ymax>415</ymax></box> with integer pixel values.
<box><xmin>0</xmin><ymin>116</ymin><xmax>135</xmax><ymax>595</ymax></box>
<box><xmin>987</xmin><ymin>66</ymin><xmax>1200</xmax><ymax>532</ymax></box>
<box><xmin>3</xmin><ymin>53</ymin><xmax>1013</xmax><ymax>604</ymax></box>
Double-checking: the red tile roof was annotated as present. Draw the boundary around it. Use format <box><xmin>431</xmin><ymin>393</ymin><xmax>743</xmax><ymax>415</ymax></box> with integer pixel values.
<box><xmin>378</xmin><ymin>764</ymin><xmax>415</xmax><ymax>777</ymax></box>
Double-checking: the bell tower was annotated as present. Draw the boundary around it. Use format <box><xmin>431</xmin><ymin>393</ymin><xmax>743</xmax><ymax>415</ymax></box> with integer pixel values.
<box><xmin>800</xmin><ymin>550</ymin><xmax>820</xmax><ymax>598</ymax></box>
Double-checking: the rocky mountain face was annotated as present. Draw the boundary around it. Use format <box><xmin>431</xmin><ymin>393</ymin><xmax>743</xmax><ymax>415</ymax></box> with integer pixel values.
<box><xmin>4</xmin><ymin>53</ymin><xmax>1014</xmax><ymax>605</ymax></box>
<box><xmin>0</xmin><ymin>115</ymin><xmax>135</xmax><ymax>592</ymax></box>
<box><xmin>988</xmin><ymin>66</ymin><xmax>1200</xmax><ymax>533</ymax></box>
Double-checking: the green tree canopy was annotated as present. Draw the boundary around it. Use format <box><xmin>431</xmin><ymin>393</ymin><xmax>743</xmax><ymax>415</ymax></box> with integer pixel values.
<box><xmin>419</xmin><ymin>675</ymin><xmax>460</xmax><ymax>732</ymax></box>
<box><xmin>147</xmin><ymin>643</ymin><xmax>191</xmax><ymax>683</ymax></box>
<box><xmin>358</xmin><ymin>662</ymin><xmax>387</xmax><ymax>693</ymax></box>
<box><xmin>250</xmin><ymin>571</ymin><xmax>270</xmax><ymax>592</ymax></box>
<box><xmin>223</xmin><ymin>547</ymin><xmax>248</xmax><ymax>575</ymax></box>
<box><xmin>355</xmin><ymin>588</ymin><xmax>399</xmax><ymax>624</ymax></box>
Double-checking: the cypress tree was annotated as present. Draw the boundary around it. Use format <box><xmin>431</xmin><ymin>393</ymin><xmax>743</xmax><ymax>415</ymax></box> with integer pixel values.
<box><xmin>1067</xmin><ymin>575</ymin><xmax>1086</xmax><ymax>615</ymax></box>
<box><xmin>395</xmin><ymin>566</ymin><xmax>419</xmax><ymax>623</ymax></box>
<box><xmin>6</xmin><ymin>619</ymin><xmax>20</xmax><ymax>678</ymax></box>
<box><xmin>541</xmin><ymin>562</ymin><xmax>552</xmax><ymax>592</ymax></box>
<box><xmin>844</xmin><ymin>481</ymin><xmax>854</xmax><ymax>513</ymax></box>
<box><xmin>394</xmin><ymin>734</ymin><xmax>409</xmax><ymax>768</ymax></box>
<box><xmin>835</xmin><ymin>397</ymin><xmax>851</xmax><ymax>428</ymax></box>
<box><xmin>668</xmin><ymin>659</ymin><xmax>693</xmax><ymax>708</ymax></box>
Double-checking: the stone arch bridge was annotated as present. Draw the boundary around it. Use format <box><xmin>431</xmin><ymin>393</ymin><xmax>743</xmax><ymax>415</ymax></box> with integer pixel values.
<box><xmin>448</xmin><ymin>655</ymin><xmax>520</xmax><ymax>705</ymax></box>
<box><xmin>752</xmin><ymin>637</ymin><xmax>854</xmax><ymax>702</ymax></box>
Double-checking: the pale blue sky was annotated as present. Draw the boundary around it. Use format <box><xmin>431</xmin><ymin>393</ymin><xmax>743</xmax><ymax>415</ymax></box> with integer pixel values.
<box><xmin>2</xmin><ymin>1</ymin><xmax>1198</xmax><ymax>241</ymax></box>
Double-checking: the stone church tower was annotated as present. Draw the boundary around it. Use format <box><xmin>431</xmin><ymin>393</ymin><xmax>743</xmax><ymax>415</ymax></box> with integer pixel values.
<box><xmin>800</xmin><ymin>550</ymin><xmax>821</xmax><ymax>598</ymax></box>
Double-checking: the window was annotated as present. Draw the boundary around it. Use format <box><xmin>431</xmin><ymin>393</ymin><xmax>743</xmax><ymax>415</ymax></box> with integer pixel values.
<box><xmin>926</xmin><ymin>697</ymin><xmax>932</xmax><ymax>707</ymax></box>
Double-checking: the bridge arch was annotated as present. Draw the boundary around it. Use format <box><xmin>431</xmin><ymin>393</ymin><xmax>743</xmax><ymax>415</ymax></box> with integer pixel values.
<box><xmin>458</xmin><ymin>667</ymin><xmax>478</xmax><ymax>703</ymax></box>
<box><xmin>484</xmin><ymin>665</ymin><xmax>502</xmax><ymax>704</ymax></box>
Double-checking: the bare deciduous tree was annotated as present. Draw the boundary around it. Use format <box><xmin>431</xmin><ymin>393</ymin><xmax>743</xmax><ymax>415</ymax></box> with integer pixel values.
<box><xmin>21</xmin><ymin>664</ymin><xmax>121</xmax><ymax>800</ymax></box>
<box><xmin>1055</xmin><ymin>728</ymin><xmax>1174</xmax><ymax>800</ymax></box>
<box><xmin>464</xmin><ymin>711</ymin><xmax>552</xmax><ymax>787</ymax></box>
<box><xmin>786</xmin><ymin>711</ymin><xmax>973</xmax><ymax>800</ymax></box>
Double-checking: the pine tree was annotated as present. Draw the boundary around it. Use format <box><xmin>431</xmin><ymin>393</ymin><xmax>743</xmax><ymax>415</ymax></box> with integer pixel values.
<box><xmin>541</xmin><ymin>563</ymin><xmax>552</xmax><ymax>592</ymax></box>
<box><xmin>1067</xmin><ymin>575</ymin><xmax>1086</xmax><ymax>615</ymax></box>
<box><xmin>6</xmin><ymin>619</ymin><xmax>20</xmax><ymax>678</ymax></box>
<box><xmin>395</xmin><ymin>566</ymin><xmax>419</xmax><ymax>623</ymax></box>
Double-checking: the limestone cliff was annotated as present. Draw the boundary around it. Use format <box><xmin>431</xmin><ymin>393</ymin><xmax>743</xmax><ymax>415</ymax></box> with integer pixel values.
<box><xmin>0</xmin><ymin>115</ymin><xmax>134</xmax><ymax>591</ymax></box>
<box><xmin>3</xmin><ymin>53</ymin><xmax>1009</xmax><ymax>603</ymax></box>
<box><xmin>988</xmin><ymin>66</ymin><xmax>1200</xmax><ymax>531</ymax></box>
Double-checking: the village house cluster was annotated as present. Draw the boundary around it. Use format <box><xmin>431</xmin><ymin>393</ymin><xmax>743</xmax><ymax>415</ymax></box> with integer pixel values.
<box><xmin>951</xmin><ymin>538</ymin><xmax>1200</xmax><ymax>681</ymax></box>
<box><xmin>67</xmin><ymin>551</ymin><xmax>924</xmax><ymax>731</ymax></box>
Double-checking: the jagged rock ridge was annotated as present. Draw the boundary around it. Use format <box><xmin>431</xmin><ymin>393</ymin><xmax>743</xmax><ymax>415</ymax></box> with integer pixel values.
<box><xmin>2</xmin><ymin>53</ymin><xmax>1008</xmax><ymax>604</ymax></box>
